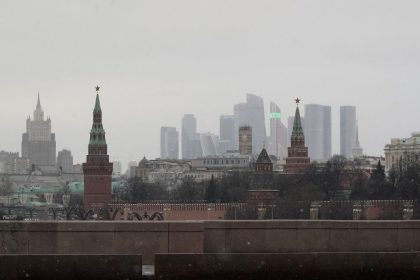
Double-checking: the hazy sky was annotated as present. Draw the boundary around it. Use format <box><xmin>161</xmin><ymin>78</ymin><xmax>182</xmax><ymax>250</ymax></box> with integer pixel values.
<box><xmin>1</xmin><ymin>0</ymin><xmax>420</xmax><ymax>169</ymax></box>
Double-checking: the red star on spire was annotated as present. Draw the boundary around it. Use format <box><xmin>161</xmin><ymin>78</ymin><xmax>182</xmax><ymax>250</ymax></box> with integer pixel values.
<box><xmin>95</xmin><ymin>85</ymin><xmax>100</xmax><ymax>93</ymax></box>
<box><xmin>295</xmin><ymin>98</ymin><xmax>301</xmax><ymax>105</ymax></box>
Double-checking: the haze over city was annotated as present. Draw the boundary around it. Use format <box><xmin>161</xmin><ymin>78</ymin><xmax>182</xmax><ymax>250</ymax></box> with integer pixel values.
<box><xmin>1</xmin><ymin>0</ymin><xmax>420</xmax><ymax>168</ymax></box>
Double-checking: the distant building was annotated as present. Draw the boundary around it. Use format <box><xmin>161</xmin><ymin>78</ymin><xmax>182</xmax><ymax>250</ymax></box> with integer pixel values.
<box><xmin>220</xmin><ymin>115</ymin><xmax>235</xmax><ymax>150</ymax></box>
<box><xmin>352</xmin><ymin>125</ymin><xmax>364</xmax><ymax>158</ymax></box>
<box><xmin>284</xmin><ymin>100</ymin><xmax>311</xmax><ymax>174</ymax></box>
<box><xmin>304</xmin><ymin>104</ymin><xmax>331</xmax><ymax>161</ymax></box>
<box><xmin>200</xmin><ymin>133</ymin><xmax>219</xmax><ymax>156</ymax></box>
<box><xmin>182</xmin><ymin>114</ymin><xmax>202</xmax><ymax>159</ymax></box>
<box><xmin>384</xmin><ymin>132</ymin><xmax>420</xmax><ymax>172</ymax></box>
<box><xmin>191</xmin><ymin>154</ymin><xmax>250</xmax><ymax>170</ymax></box>
<box><xmin>57</xmin><ymin>149</ymin><xmax>73</xmax><ymax>172</ymax></box>
<box><xmin>160</xmin><ymin>126</ymin><xmax>179</xmax><ymax>159</ymax></box>
<box><xmin>239</xmin><ymin>126</ymin><xmax>252</xmax><ymax>156</ymax></box>
<box><xmin>22</xmin><ymin>94</ymin><xmax>56</xmax><ymax>166</ymax></box>
<box><xmin>340</xmin><ymin>106</ymin><xmax>357</xmax><ymax>158</ymax></box>
<box><xmin>0</xmin><ymin>151</ymin><xmax>29</xmax><ymax>174</ymax></box>
<box><xmin>113</xmin><ymin>161</ymin><xmax>122</xmax><ymax>176</ymax></box>
<box><xmin>234</xmin><ymin>94</ymin><xmax>267</xmax><ymax>153</ymax></box>
<box><xmin>83</xmin><ymin>89</ymin><xmax>113</xmax><ymax>210</ymax></box>
<box><xmin>126</xmin><ymin>161</ymin><xmax>137</xmax><ymax>177</ymax></box>
<box><xmin>269</xmin><ymin>102</ymin><xmax>288</xmax><ymax>161</ymax></box>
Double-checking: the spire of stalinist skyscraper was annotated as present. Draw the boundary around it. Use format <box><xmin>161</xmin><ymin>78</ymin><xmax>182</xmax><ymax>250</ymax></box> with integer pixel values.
<box><xmin>34</xmin><ymin>92</ymin><xmax>44</xmax><ymax>121</ymax></box>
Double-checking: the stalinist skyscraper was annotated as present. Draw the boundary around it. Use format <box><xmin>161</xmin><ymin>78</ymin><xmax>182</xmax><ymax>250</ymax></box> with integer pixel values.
<box><xmin>22</xmin><ymin>94</ymin><xmax>56</xmax><ymax>166</ymax></box>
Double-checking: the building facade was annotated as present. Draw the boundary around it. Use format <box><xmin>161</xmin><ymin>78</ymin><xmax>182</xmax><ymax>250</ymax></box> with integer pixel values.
<box><xmin>82</xmin><ymin>89</ymin><xmax>113</xmax><ymax>209</ymax></box>
<box><xmin>239</xmin><ymin>126</ymin><xmax>252</xmax><ymax>156</ymax></box>
<box><xmin>22</xmin><ymin>94</ymin><xmax>56</xmax><ymax>166</ymax></box>
<box><xmin>220</xmin><ymin>115</ymin><xmax>235</xmax><ymax>151</ymax></box>
<box><xmin>384</xmin><ymin>132</ymin><xmax>420</xmax><ymax>172</ymax></box>
<box><xmin>160</xmin><ymin>126</ymin><xmax>179</xmax><ymax>159</ymax></box>
<box><xmin>57</xmin><ymin>149</ymin><xmax>73</xmax><ymax>173</ymax></box>
<box><xmin>340</xmin><ymin>106</ymin><xmax>357</xmax><ymax>158</ymax></box>
<box><xmin>191</xmin><ymin>154</ymin><xmax>250</xmax><ymax>170</ymax></box>
<box><xmin>269</xmin><ymin>102</ymin><xmax>288</xmax><ymax>161</ymax></box>
<box><xmin>234</xmin><ymin>94</ymin><xmax>267</xmax><ymax>154</ymax></box>
<box><xmin>182</xmin><ymin>114</ymin><xmax>202</xmax><ymax>159</ymax></box>
<box><xmin>284</xmin><ymin>101</ymin><xmax>311</xmax><ymax>174</ymax></box>
<box><xmin>304</xmin><ymin>104</ymin><xmax>331</xmax><ymax>162</ymax></box>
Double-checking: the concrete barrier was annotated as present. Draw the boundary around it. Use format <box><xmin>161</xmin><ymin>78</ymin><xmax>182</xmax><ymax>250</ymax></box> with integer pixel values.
<box><xmin>0</xmin><ymin>254</ymin><xmax>142</xmax><ymax>280</ymax></box>
<box><xmin>2</xmin><ymin>220</ymin><xmax>420</xmax><ymax>266</ymax></box>
<box><xmin>155</xmin><ymin>253</ymin><xmax>420</xmax><ymax>280</ymax></box>
<box><xmin>204</xmin><ymin>220</ymin><xmax>420</xmax><ymax>253</ymax></box>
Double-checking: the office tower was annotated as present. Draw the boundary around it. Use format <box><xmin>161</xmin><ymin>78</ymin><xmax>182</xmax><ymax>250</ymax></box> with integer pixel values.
<box><xmin>269</xmin><ymin>102</ymin><xmax>288</xmax><ymax>160</ymax></box>
<box><xmin>304</xmin><ymin>104</ymin><xmax>332</xmax><ymax>161</ymax></box>
<box><xmin>200</xmin><ymin>133</ymin><xmax>219</xmax><ymax>156</ymax></box>
<box><xmin>220</xmin><ymin>115</ymin><xmax>235</xmax><ymax>150</ymax></box>
<box><xmin>234</xmin><ymin>94</ymin><xmax>267</xmax><ymax>154</ymax></box>
<box><xmin>340</xmin><ymin>106</ymin><xmax>357</xmax><ymax>158</ymax></box>
<box><xmin>22</xmin><ymin>94</ymin><xmax>56</xmax><ymax>166</ymax></box>
<box><xmin>181</xmin><ymin>114</ymin><xmax>197</xmax><ymax>159</ymax></box>
<box><xmin>284</xmin><ymin>100</ymin><xmax>310</xmax><ymax>174</ymax></box>
<box><xmin>239</xmin><ymin>126</ymin><xmax>252</xmax><ymax>156</ymax></box>
<box><xmin>288</xmin><ymin>116</ymin><xmax>304</xmax><ymax>147</ymax></box>
<box><xmin>113</xmin><ymin>161</ymin><xmax>122</xmax><ymax>176</ymax></box>
<box><xmin>57</xmin><ymin>149</ymin><xmax>73</xmax><ymax>172</ymax></box>
<box><xmin>83</xmin><ymin>88</ymin><xmax>113</xmax><ymax>210</ymax></box>
<box><xmin>160</xmin><ymin>127</ymin><xmax>179</xmax><ymax>159</ymax></box>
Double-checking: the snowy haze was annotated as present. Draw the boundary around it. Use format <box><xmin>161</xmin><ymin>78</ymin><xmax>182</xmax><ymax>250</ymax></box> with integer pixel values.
<box><xmin>1</xmin><ymin>0</ymin><xmax>420</xmax><ymax>169</ymax></box>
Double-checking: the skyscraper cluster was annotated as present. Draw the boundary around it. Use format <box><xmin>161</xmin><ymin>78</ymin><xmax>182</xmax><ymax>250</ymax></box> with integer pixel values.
<box><xmin>160</xmin><ymin>94</ymin><xmax>364</xmax><ymax>163</ymax></box>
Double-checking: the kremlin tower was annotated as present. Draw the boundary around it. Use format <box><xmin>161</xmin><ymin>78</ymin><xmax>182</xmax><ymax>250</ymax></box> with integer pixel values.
<box><xmin>284</xmin><ymin>98</ymin><xmax>311</xmax><ymax>174</ymax></box>
<box><xmin>83</xmin><ymin>86</ymin><xmax>113</xmax><ymax>210</ymax></box>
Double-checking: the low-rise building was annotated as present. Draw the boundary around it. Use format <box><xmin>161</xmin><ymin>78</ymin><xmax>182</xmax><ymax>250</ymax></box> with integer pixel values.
<box><xmin>384</xmin><ymin>132</ymin><xmax>420</xmax><ymax>172</ymax></box>
<box><xmin>191</xmin><ymin>154</ymin><xmax>251</xmax><ymax>170</ymax></box>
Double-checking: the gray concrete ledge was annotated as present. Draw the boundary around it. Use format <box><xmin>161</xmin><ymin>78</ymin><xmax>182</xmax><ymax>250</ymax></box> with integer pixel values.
<box><xmin>155</xmin><ymin>253</ymin><xmax>420</xmax><ymax>280</ymax></box>
<box><xmin>0</xmin><ymin>254</ymin><xmax>142</xmax><ymax>280</ymax></box>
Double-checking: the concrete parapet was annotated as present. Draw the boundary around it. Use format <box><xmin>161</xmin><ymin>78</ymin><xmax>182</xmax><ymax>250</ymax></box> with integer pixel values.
<box><xmin>3</xmin><ymin>220</ymin><xmax>420</xmax><ymax>266</ymax></box>
<box><xmin>155</xmin><ymin>253</ymin><xmax>420</xmax><ymax>280</ymax></box>
<box><xmin>0</xmin><ymin>254</ymin><xmax>142</xmax><ymax>280</ymax></box>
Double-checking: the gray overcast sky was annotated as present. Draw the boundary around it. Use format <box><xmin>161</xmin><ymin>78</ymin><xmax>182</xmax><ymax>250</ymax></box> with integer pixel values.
<box><xmin>1</xmin><ymin>0</ymin><xmax>420</xmax><ymax>169</ymax></box>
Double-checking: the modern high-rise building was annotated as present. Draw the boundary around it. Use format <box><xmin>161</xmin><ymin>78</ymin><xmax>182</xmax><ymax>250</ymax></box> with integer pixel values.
<box><xmin>234</xmin><ymin>94</ymin><xmax>267</xmax><ymax>154</ymax></box>
<box><xmin>22</xmin><ymin>94</ymin><xmax>56</xmax><ymax>166</ymax></box>
<box><xmin>269</xmin><ymin>102</ymin><xmax>288</xmax><ymax>161</ymax></box>
<box><xmin>200</xmin><ymin>133</ymin><xmax>219</xmax><ymax>156</ymax></box>
<box><xmin>239</xmin><ymin>126</ymin><xmax>252</xmax><ymax>156</ymax></box>
<box><xmin>181</xmin><ymin>114</ymin><xmax>197</xmax><ymax>159</ymax></box>
<box><xmin>57</xmin><ymin>149</ymin><xmax>73</xmax><ymax>172</ymax></box>
<box><xmin>304</xmin><ymin>104</ymin><xmax>332</xmax><ymax>161</ymax></box>
<box><xmin>340</xmin><ymin>106</ymin><xmax>357</xmax><ymax>158</ymax></box>
<box><xmin>220</xmin><ymin>115</ymin><xmax>235</xmax><ymax>150</ymax></box>
<box><xmin>160</xmin><ymin>127</ymin><xmax>179</xmax><ymax>159</ymax></box>
<box><xmin>83</xmin><ymin>87</ymin><xmax>113</xmax><ymax>210</ymax></box>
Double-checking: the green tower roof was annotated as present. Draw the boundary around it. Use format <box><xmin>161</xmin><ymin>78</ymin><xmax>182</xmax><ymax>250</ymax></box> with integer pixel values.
<box><xmin>292</xmin><ymin>106</ymin><xmax>304</xmax><ymax>139</ymax></box>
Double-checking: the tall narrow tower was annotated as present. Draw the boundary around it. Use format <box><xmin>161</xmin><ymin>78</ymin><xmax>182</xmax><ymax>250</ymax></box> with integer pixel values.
<box><xmin>83</xmin><ymin>86</ymin><xmax>113</xmax><ymax>210</ymax></box>
<box><xmin>284</xmin><ymin>98</ymin><xmax>310</xmax><ymax>174</ymax></box>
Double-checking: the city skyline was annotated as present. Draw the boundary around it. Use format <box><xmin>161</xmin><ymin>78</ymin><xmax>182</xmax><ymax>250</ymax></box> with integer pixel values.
<box><xmin>2</xmin><ymin>1</ymin><xmax>420</xmax><ymax>168</ymax></box>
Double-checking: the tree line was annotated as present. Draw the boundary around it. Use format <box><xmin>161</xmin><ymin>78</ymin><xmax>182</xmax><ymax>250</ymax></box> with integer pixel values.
<box><xmin>120</xmin><ymin>155</ymin><xmax>420</xmax><ymax>203</ymax></box>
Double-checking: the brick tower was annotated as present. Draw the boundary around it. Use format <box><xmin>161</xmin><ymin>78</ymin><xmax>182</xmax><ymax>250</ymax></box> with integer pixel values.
<box><xmin>284</xmin><ymin>98</ymin><xmax>310</xmax><ymax>174</ymax></box>
<box><xmin>83</xmin><ymin>86</ymin><xmax>113</xmax><ymax>210</ymax></box>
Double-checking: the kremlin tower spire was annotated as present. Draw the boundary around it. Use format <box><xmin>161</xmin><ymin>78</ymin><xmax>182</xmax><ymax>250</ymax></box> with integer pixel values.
<box><xmin>83</xmin><ymin>85</ymin><xmax>113</xmax><ymax>210</ymax></box>
<box><xmin>284</xmin><ymin>98</ymin><xmax>310</xmax><ymax>174</ymax></box>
